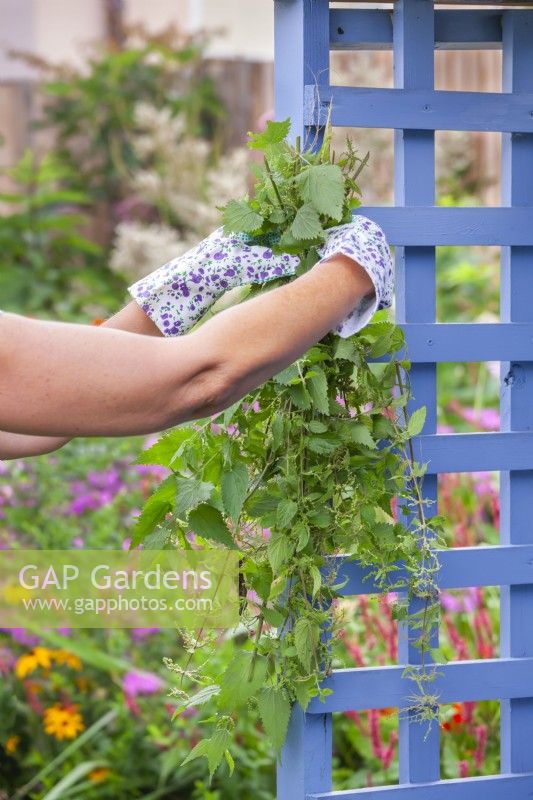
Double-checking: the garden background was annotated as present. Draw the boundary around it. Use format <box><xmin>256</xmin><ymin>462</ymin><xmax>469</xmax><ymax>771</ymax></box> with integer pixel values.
<box><xmin>0</xmin><ymin>1</ymin><xmax>504</xmax><ymax>797</ymax></box>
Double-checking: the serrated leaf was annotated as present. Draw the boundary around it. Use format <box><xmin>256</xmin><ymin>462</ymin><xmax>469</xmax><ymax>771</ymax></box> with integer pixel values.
<box><xmin>131</xmin><ymin>476</ymin><xmax>176</xmax><ymax>547</ymax></box>
<box><xmin>294</xmin><ymin>521</ymin><xmax>310</xmax><ymax>552</ymax></box>
<box><xmin>349</xmin><ymin>424</ymin><xmax>377</xmax><ymax>449</ymax></box>
<box><xmin>307</xmin><ymin>366</ymin><xmax>329</xmax><ymax>414</ymax></box>
<box><xmin>271</xmin><ymin>412</ymin><xmax>285</xmax><ymax>451</ymax></box>
<box><xmin>257</xmin><ymin>687</ymin><xmax>291</xmax><ymax>754</ymax></box>
<box><xmin>290</xmin><ymin>203</ymin><xmax>324</xmax><ymax>241</ymax></box>
<box><xmin>307</xmin><ymin>434</ymin><xmax>341</xmax><ymax>455</ymax></box>
<box><xmin>268</xmin><ymin>532</ymin><xmax>295</xmax><ymax>572</ymax></box>
<box><xmin>222</xmin><ymin>199</ymin><xmax>264</xmax><ymax>234</ymax></box>
<box><xmin>188</xmin><ymin>504</ymin><xmax>236</xmax><ymax>548</ymax></box>
<box><xmin>408</xmin><ymin>406</ymin><xmax>427</xmax><ymax>438</ymax></box>
<box><xmin>293</xmin><ymin>617</ymin><xmax>320</xmax><ymax>673</ymax></box>
<box><xmin>218</xmin><ymin>652</ymin><xmax>268</xmax><ymax>711</ymax></box>
<box><xmin>172</xmin><ymin>685</ymin><xmax>220</xmax><ymax>720</ymax></box>
<box><xmin>248</xmin><ymin>118</ymin><xmax>291</xmax><ymax>150</ymax></box>
<box><xmin>175</xmin><ymin>477</ymin><xmax>214</xmax><ymax>517</ymax></box>
<box><xmin>262</xmin><ymin>605</ymin><xmax>286</xmax><ymax>627</ymax></box>
<box><xmin>137</xmin><ymin>428</ymin><xmax>195</xmax><ymax>467</ymax></box>
<box><xmin>276</xmin><ymin>498</ymin><xmax>298</xmax><ymax>528</ymax></box>
<box><xmin>273</xmin><ymin>364</ymin><xmax>300</xmax><ymax>385</ymax></box>
<box><xmin>181</xmin><ymin>728</ymin><xmax>232</xmax><ymax>779</ymax></box>
<box><xmin>221</xmin><ymin>462</ymin><xmax>249</xmax><ymax>522</ymax></box>
<box><xmin>309</xmin><ymin>565</ymin><xmax>322</xmax><ymax>599</ymax></box>
<box><xmin>294</xmin><ymin>164</ymin><xmax>345</xmax><ymax>221</ymax></box>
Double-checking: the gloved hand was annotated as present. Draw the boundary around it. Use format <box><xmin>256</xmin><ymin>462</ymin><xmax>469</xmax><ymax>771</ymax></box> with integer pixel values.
<box><xmin>128</xmin><ymin>215</ymin><xmax>393</xmax><ymax>338</ymax></box>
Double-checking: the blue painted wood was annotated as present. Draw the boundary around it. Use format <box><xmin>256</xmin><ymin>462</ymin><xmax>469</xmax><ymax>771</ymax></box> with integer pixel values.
<box><xmin>306</xmin><ymin>657</ymin><xmax>533</xmax><ymax>714</ymax></box>
<box><xmin>274</xmin><ymin>3</ymin><xmax>333</xmax><ymax>797</ymax></box>
<box><xmin>354</xmin><ymin>206</ymin><xmax>533</xmax><ymax>246</ymax></box>
<box><xmin>275</xmin><ymin>2</ymin><xmax>533</xmax><ymax>797</ymax></box>
<box><xmin>330</xmin><ymin>10</ymin><xmax>503</xmax><ymax>51</ymax></box>
<box><xmin>307</xmin><ymin>773</ymin><xmax>533</xmax><ymax>800</ymax></box>
<box><xmin>499</xmin><ymin>10</ymin><xmax>533</xmax><ymax>779</ymax></box>
<box><xmin>305</xmin><ymin>85</ymin><xmax>533</xmax><ymax>133</ymax></box>
<box><xmin>275</xmin><ymin>0</ymin><xmax>329</xmax><ymax>149</ymax></box>
<box><xmin>393</xmin><ymin>0</ymin><xmax>440</xmax><ymax>784</ymax></box>
<box><xmin>392</xmin><ymin>323</ymin><xmax>533</xmax><ymax>364</ymax></box>
<box><xmin>331</xmin><ymin>544</ymin><xmax>533</xmax><ymax>596</ymax></box>
<box><xmin>412</xmin><ymin>431</ymin><xmax>533</xmax><ymax>473</ymax></box>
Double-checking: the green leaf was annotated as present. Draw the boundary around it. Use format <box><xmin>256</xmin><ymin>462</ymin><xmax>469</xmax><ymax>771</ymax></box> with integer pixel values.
<box><xmin>137</xmin><ymin>427</ymin><xmax>195</xmax><ymax>467</ymax></box>
<box><xmin>181</xmin><ymin>728</ymin><xmax>232</xmax><ymax>779</ymax></box>
<box><xmin>222</xmin><ymin>462</ymin><xmax>249</xmax><ymax>522</ymax></box>
<box><xmin>294</xmin><ymin>617</ymin><xmax>320</xmax><ymax>672</ymax></box>
<box><xmin>307</xmin><ymin>435</ymin><xmax>341</xmax><ymax>455</ymax></box>
<box><xmin>257</xmin><ymin>687</ymin><xmax>292</xmax><ymax>754</ymax></box>
<box><xmin>276</xmin><ymin>498</ymin><xmax>298</xmax><ymax>528</ymax></box>
<box><xmin>172</xmin><ymin>685</ymin><xmax>221</xmax><ymax>720</ymax></box>
<box><xmin>273</xmin><ymin>364</ymin><xmax>300</xmax><ymax>385</ymax></box>
<box><xmin>218</xmin><ymin>652</ymin><xmax>268</xmax><ymax>711</ymax></box>
<box><xmin>131</xmin><ymin>476</ymin><xmax>176</xmax><ymax>547</ymax></box>
<box><xmin>307</xmin><ymin>366</ymin><xmax>329</xmax><ymax>414</ymax></box>
<box><xmin>294</xmin><ymin>164</ymin><xmax>345</xmax><ymax>221</ymax></box>
<box><xmin>290</xmin><ymin>203</ymin><xmax>324</xmax><ymax>241</ymax></box>
<box><xmin>349</xmin><ymin>424</ymin><xmax>377</xmax><ymax>449</ymax></box>
<box><xmin>408</xmin><ymin>406</ymin><xmax>427</xmax><ymax>438</ymax></box>
<box><xmin>188</xmin><ymin>504</ymin><xmax>236</xmax><ymax>548</ymax></box>
<box><xmin>308</xmin><ymin>420</ymin><xmax>328</xmax><ymax>434</ymax></box>
<box><xmin>268</xmin><ymin>532</ymin><xmax>295</xmax><ymax>572</ymax></box>
<box><xmin>222</xmin><ymin>199</ymin><xmax>264</xmax><ymax>234</ymax></box>
<box><xmin>175</xmin><ymin>477</ymin><xmax>214</xmax><ymax>517</ymax></box>
<box><xmin>248</xmin><ymin>118</ymin><xmax>291</xmax><ymax>150</ymax></box>
<box><xmin>309</xmin><ymin>565</ymin><xmax>322</xmax><ymax>599</ymax></box>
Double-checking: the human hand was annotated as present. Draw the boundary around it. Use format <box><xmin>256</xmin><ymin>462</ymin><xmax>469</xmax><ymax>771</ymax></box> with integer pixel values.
<box><xmin>315</xmin><ymin>215</ymin><xmax>394</xmax><ymax>338</ymax></box>
<box><xmin>128</xmin><ymin>215</ymin><xmax>393</xmax><ymax>338</ymax></box>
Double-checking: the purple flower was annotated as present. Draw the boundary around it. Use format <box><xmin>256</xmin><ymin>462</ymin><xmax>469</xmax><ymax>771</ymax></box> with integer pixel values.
<box><xmin>130</xmin><ymin>628</ymin><xmax>160</xmax><ymax>643</ymax></box>
<box><xmin>123</xmin><ymin>670</ymin><xmax>164</xmax><ymax>697</ymax></box>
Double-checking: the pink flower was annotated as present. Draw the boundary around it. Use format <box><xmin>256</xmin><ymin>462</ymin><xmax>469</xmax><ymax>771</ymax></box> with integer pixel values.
<box><xmin>123</xmin><ymin>670</ymin><xmax>164</xmax><ymax>697</ymax></box>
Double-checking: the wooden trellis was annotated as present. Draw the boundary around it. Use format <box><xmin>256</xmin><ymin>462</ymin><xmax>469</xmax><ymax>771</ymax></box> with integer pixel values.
<box><xmin>274</xmin><ymin>1</ymin><xmax>533</xmax><ymax>797</ymax></box>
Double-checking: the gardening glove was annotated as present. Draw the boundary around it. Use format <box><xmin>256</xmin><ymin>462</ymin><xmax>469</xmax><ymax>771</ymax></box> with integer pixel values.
<box><xmin>128</xmin><ymin>215</ymin><xmax>393</xmax><ymax>338</ymax></box>
<box><xmin>315</xmin><ymin>215</ymin><xmax>394</xmax><ymax>338</ymax></box>
<box><xmin>128</xmin><ymin>227</ymin><xmax>299</xmax><ymax>336</ymax></box>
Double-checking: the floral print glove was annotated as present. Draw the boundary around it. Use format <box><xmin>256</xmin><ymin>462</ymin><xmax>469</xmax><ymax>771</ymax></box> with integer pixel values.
<box><xmin>128</xmin><ymin>215</ymin><xmax>393</xmax><ymax>338</ymax></box>
<box><xmin>128</xmin><ymin>227</ymin><xmax>299</xmax><ymax>336</ymax></box>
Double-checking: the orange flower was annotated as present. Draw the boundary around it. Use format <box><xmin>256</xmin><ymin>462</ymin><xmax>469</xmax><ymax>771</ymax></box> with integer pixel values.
<box><xmin>5</xmin><ymin>735</ymin><xmax>20</xmax><ymax>754</ymax></box>
<box><xmin>43</xmin><ymin>704</ymin><xmax>85</xmax><ymax>741</ymax></box>
<box><xmin>15</xmin><ymin>647</ymin><xmax>53</xmax><ymax>679</ymax></box>
<box><xmin>89</xmin><ymin>767</ymin><xmax>111</xmax><ymax>783</ymax></box>
<box><xmin>52</xmin><ymin>650</ymin><xmax>82</xmax><ymax>671</ymax></box>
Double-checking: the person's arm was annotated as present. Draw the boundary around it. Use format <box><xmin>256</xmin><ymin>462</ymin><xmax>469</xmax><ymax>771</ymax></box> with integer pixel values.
<box><xmin>0</xmin><ymin>254</ymin><xmax>373</xmax><ymax>456</ymax></box>
<box><xmin>0</xmin><ymin>301</ymin><xmax>163</xmax><ymax>458</ymax></box>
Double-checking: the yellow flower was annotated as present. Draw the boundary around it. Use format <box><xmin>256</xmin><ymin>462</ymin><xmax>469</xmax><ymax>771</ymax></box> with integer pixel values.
<box><xmin>15</xmin><ymin>647</ymin><xmax>53</xmax><ymax>679</ymax></box>
<box><xmin>43</xmin><ymin>704</ymin><xmax>85</xmax><ymax>741</ymax></box>
<box><xmin>89</xmin><ymin>767</ymin><xmax>111</xmax><ymax>784</ymax></box>
<box><xmin>5</xmin><ymin>735</ymin><xmax>20</xmax><ymax>754</ymax></box>
<box><xmin>52</xmin><ymin>650</ymin><xmax>82</xmax><ymax>671</ymax></box>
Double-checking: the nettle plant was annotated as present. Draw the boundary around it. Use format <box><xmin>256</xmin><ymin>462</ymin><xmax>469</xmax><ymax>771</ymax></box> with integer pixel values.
<box><xmin>134</xmin><ymin>119</ymin><xmax>446</xmax><ymax>777</ymax></box>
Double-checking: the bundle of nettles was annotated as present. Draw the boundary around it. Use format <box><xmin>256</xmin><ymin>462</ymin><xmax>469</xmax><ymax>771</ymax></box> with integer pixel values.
<box><xmin>135</xmin><ymin>119</ymin><xmax>442</xmax><ymax>780</ymax></box>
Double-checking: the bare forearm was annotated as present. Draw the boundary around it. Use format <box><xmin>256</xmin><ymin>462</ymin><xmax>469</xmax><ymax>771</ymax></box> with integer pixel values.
<box><xmin>195</xmin><ymin>254</ymin><xmax>373</xmax><ymax>403</ymax></box>
<box><xmin>0</xmin><ymin>255</ymin><xmax>372</xmax><ymax>452</ymax></box>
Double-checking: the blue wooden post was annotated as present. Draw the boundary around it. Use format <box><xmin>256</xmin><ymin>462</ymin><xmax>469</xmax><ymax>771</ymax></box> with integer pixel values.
<box><xmin>273</xmin><ymin>3</ymin><xmax>533</xmax><ymax>798</ymax></box>
<box><xmin>499</xmin><ymin>10</ymin><xmax>533</xmax><ymax>777</ymax></box>
<box><xmin>393</xmin><ymin>0</ymin><xmax>440</xmax><ymax>785</ymax></box>
<box><xmin>275</xmin><ymin>3</ymin><xmax>333</xmax><ymax>797</ymax></box>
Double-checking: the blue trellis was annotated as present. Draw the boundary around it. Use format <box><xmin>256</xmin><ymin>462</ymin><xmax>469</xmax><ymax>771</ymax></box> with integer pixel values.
<box><xmin>274</xmin><ymin>1</ymin><xmax>533</xmax><ymax>797</ymax></box>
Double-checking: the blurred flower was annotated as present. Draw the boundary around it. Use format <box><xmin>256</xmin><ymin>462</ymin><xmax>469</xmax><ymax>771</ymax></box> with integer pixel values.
<box><xmin>43</xmin><ymin>704</ymin><xmax>85</xmax><ymax>741</ymax></box>
<box><xmin>4</xmin><ymin>735</ymin><xmax>20</xmax><ymax>754</ymax></box>
<box><xmin>130</xmin><ymin>628</ymin><xmax>160</xmax><ymax>642</ymax></box>
<box><xmin>15</xmin><ymin>647</ymin><xmax>53</xmax><ymax>678</ymax></box>
<box><xmin>123</xmin><ymin>670</ymin><xmax>164</xmax><ymax>698</ymax></box>
<box><xmin>52</xmin><ymin>649</ymin><xmax>82</xmax><ymax>671</ymax></box>
<box><xmin>89</xmin><ymin>767</ymin><xmax>112</xmax><ymax>784</ymax></box>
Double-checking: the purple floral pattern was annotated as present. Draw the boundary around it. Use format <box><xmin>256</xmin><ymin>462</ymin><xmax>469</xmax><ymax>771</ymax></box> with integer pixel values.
<box><xmin>128</xmin><ymin>215</ymin><xmax>394</xmax><ymax>338</ymax></box>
